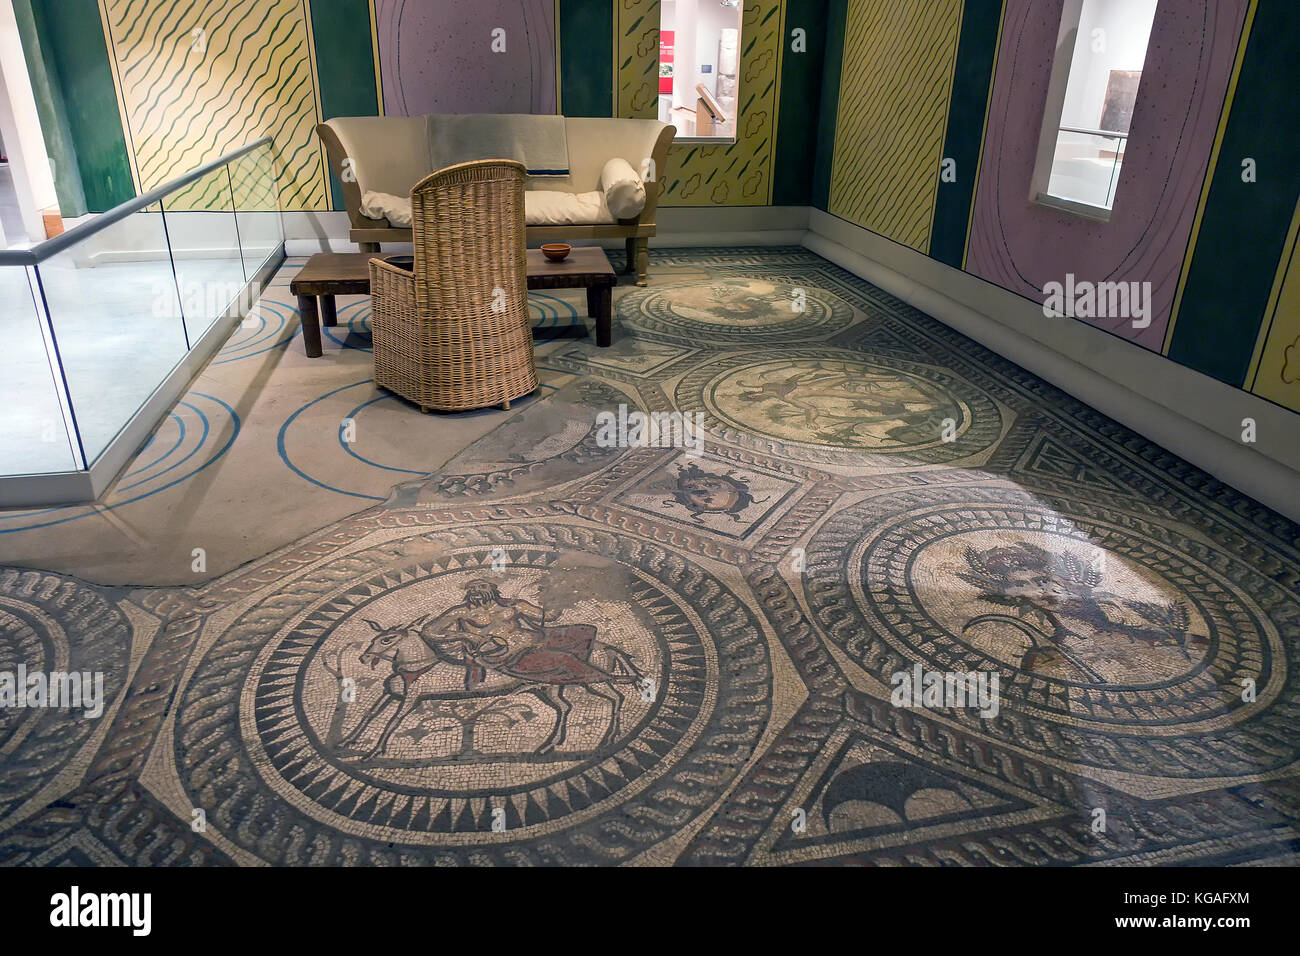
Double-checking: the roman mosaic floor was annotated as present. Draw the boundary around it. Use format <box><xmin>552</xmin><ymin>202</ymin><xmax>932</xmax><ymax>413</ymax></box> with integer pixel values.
<box><xmin>2</xmin><ymin>247</ymin><xmax>1299</xmax><ymax>866</ymax></box>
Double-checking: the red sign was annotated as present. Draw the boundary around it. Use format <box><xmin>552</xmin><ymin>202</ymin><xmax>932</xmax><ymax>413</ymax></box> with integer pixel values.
<box><xmin>659</xmin><ymin>30</ymin><xmax>674</xmax><ymax>94</ymax></box>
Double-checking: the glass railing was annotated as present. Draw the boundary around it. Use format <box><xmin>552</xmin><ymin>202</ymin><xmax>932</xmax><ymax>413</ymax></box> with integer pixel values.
<box><xmin>0</xmin><ymin>138</ymin><xmax>282</xmax><ymax>498</ymax></box>
<box><xmin>1044</xmin><ymin>127</ymin><xmax>1129</xmax><ymax>211</ymax></box>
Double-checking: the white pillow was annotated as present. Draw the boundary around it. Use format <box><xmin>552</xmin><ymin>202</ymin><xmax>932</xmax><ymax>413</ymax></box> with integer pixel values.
<box><xmin>362</xmin><ymin>187</ymin><xmax>620</xmax><ymax>227</ymax></box>
<box><xmin>599</xmin><ymin>158</ymin><xmax>647</xmax><ymax>220</ymax></box>
<box><xmin>525</xmin><ymin>190</ymin><xmax>616</xmax><ymax>225</ymax></box>
<box><xmin>360</xmin><ymin>190</ymin><xmax>412</xmax><ymax>226</ymax></box>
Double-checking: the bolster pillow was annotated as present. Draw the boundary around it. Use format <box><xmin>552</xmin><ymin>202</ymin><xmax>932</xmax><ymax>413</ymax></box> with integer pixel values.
<box><xmin>599</xmin><ymin>158</ymin><xmax>647</xmax><ymax>220</ymax></box>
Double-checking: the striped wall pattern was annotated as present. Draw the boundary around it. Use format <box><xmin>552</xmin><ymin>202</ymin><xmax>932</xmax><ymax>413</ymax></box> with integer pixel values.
<box><xmin>99</xmin><ymin>0</ymin><xmax>327</xmax><ymax>211</ymax></box>
<box><xmin>616</xmin><ymin>0</ymin><xmax>786</xmax><ymax>207</ymax></box>
<box><xmin>826</xmin><ymin>0</ymin><xmax>961</xmax><ymax>251</ymax></box>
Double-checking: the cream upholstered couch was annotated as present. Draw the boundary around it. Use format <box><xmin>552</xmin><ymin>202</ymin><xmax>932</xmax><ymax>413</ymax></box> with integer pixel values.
<box><xmin>316</xmin><ymin>115</ymin><xmax>675</xmax><ymax>285</ymax></box>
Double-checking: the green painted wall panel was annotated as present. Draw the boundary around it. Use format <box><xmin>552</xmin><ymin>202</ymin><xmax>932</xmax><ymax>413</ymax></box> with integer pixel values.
<box><xmin>811</xmin><ymin>0</ymin><xmax>846</xmax><ymax>211</ymax></box>
<box><xmin>559</xmin><ymin>0</ymin><xmax>614</xmax><ymax>117</ymax></box>
<box><xmin>773</xmin><ymin>0</ymin><xmax>828</xmax><ymax>206</ymax></box>
<box><xmin>1168</xmin><ymin>0</ymin><xmax>1300</xmax><ymax>386</ymax></box>
<box><xmin>31</xmin><ymin>0</ymin><xmax>133</xmax><ymax>212</ymax></box>
<box><xmin>309</xmin><ymin>0</ymin><xmax>381</xmax><ymax>211</ymax></box>
<box><xmin>13</xmin><ymin>0</ymin><xmax>87</xmax><ymax>216</ymax></box>
<box><xmin>929</xmin><ymin>0</ymin><xmax>1001</xmax><ymax>269</ymax></box>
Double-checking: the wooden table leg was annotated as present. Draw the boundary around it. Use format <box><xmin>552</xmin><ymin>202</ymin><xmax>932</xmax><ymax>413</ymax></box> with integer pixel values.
<box><xmin>589</xmin><ymin>284</ymin><xmax>613</xmax><ymax>347</ymax></box>
<box><xmin>297</xmin><ymin>293</ymin><xmax>323</xmax><ymax>358</ymax></box>
<box><xmin>321</xmin><ymin>294</ymin><xmax>338</xmax><ymax>327</ymax></box>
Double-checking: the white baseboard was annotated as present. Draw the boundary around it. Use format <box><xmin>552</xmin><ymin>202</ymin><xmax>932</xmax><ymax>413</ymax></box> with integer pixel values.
<box><xmin>804</xmin><ymin>210</ymin><xmax>1300</xmax><ymax>524</ymax></box>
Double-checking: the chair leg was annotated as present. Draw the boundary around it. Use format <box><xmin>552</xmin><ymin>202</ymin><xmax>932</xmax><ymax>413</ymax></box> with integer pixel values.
<box><xmin>501</xmin><ymin>399</ymin><xmax>511</xmax><ymax>410</ymax></box>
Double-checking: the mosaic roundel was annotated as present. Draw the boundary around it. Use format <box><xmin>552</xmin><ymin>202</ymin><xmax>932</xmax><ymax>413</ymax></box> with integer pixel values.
<box><xmin>675</xmin><ymin>349</ymin><xmax>1003</xmax><ymax>465</ymax></box>
<box><xmin>618</xmin><ymin>280</ymin><xmax>856</xmax><ymax>345</ymax></box>
<box><xmin>0</xmin><ymin>568</ymin><xmax>131</xmax><ymax>819</ymax></box>
<box><xmin>803</xmin><ymin>496</ymin><xmax>1297</xmax><ymax>774</ymax></box>
<box><xmin>174</xmin><ymin>524</ymin><xmax>771</xmax><ymax>863</ymax></box>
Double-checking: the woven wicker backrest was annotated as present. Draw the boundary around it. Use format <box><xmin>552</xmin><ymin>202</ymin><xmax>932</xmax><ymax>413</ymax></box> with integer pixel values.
<box><xmin>408</xmin><ymin>159</ymin><xmax>527</xmax><ymax>321</ymax></box>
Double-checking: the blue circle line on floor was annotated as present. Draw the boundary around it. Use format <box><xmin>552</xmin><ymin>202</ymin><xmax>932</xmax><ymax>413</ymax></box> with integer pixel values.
<box><xmin>278</xmin><ymin>380</ymin><xmax>388</xmax><ymax>501</ymax></box>
<box><xmin>123</xmin><ymin>412</ymin><xmax>185</xmax><ymax>479</ymax></box>
<box><xmin>0</xmin><ymin>393</ymin><xmax>241</xmax><ymax>534</ymax></box>
<box><xmin>115</xmin><ymin>401</ymin><xmax>211</xmax><ymax>494</ymax></box>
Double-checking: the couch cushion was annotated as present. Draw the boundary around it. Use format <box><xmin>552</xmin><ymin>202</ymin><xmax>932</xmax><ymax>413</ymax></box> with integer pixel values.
<box><xmin>360</xmin><ymin>190</ymin><xmax>412</xmax><ymax>227</ymax></box>
<box><xmin>361</xmin><ymin>189</ymin><xmax>616</xmax><ymax>228</ymax></box>
<box><xmin>599</xmin><ymin>158</ymin><xmax>647</xmax><ymax>219</ymax></box>
<box><xmin>525</xmin><ymin>190</ymin><xmax>615</xmax><ymax>225</ymax></box>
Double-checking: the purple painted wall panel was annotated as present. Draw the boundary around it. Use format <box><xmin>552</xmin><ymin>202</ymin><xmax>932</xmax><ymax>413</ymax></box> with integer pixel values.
<box><xmin>965</xmin><ymin>0</ymin><xmax>1248</xmax><ymax>350</ymax></box>
<box><xmin>375</xmin><ymin>0</ymin><xmax>556</xmax><ymax>116</ymax></box>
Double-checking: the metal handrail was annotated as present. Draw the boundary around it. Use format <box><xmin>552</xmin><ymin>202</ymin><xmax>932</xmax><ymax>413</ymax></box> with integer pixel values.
<box><xmin>1059</xmin><ymin>125</ymin><xmax>1129</xmax><ymax>141</ymax></box>
<box><xmin>0</xmin><ymin>136</ymin><xmax>273</xmax><ymax>266</ymax></box>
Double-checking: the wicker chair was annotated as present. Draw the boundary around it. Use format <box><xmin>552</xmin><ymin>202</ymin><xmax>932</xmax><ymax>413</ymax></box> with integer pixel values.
<box><xmin>369</xmin><ymin>159</ymin><xmax>538</xmax><ymax>412</ymax></box>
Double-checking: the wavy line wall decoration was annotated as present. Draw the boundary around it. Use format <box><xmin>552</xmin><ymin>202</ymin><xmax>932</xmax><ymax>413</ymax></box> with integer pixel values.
<box><xmin>99</xmin><ymin>0</ymin><xmax>328</xmax><ymax>211</ymax></box>
<box><xmin>826</xmin><ymin>0</ymin><xmax>962</xmax><ymax>252</ymax></box>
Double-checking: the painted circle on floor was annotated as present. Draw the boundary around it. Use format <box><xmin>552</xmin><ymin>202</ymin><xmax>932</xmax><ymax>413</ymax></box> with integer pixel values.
<box><xmin>174</xmin><ymin>523</ymin><xmax>771</xmax><ymax>860</ymax></box>
<box><xmin>618</xmin><ymin>280</ymin><xmax>855</xmax><ymax>344</ymax></box>
<box><xmin>0</xmin><ymin>569</ymin><xmax>131</xmax><ymax>820</ymax></box>
<box><xmin>803</xmin><ymin>494</ymin><xmax>1292</xmax><ymax>774</ymax></box>
<box><xmin>676</xmin><ymin>350</ymin><xmax>1003</xmax><ymax>465</ymax></box>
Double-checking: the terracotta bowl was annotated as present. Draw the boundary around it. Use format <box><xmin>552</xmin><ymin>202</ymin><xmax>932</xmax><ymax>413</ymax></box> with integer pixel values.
<box><xmin>541</xmin><ymin>243</ymin><xmax>571</xmax><ymax>262</ymax></box>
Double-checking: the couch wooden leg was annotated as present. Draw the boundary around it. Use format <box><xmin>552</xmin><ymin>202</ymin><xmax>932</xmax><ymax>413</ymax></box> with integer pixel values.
<box><xmin>634</xmin><ymin>238</ymin><xmax>649</xmax><ymax>286</ymax></box>
<box><xmin>359</xmin><ymin>241</ymin><xmax>381</xmax><ymax>253</ymax></box>
<box><xmin>502</xmin><ymin>398</ymin><xmax>511</xmax><ymax>410</ymax></box>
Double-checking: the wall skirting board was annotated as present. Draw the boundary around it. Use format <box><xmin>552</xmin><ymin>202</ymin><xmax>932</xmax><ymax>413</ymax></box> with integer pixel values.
<box><xmin>804</xmin><ymin>209</ymin><xmax>1300</xmax><ymax>526</ymax></box>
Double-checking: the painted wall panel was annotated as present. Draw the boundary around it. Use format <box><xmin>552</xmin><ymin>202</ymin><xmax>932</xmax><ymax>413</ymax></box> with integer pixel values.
<box><xmin>826</xmin><ymin>0</ymin><xmax>961</xmax><ymax>253</ymax></box>
<box><xmin>964</xmin><ymin>0</ymin><xmax>1248</xmax><ymax>352</ymax></box>
<box><xmin>99</xmin><ymin>0</ymin><xmax>329</xmax><ymax>211</ymax></box>
<box><xmin>559</xmin><ymin>0</ymin><xmax>614</xmax><ymax>117</ymax></box>
<box><xmin>373</xmin><ymin>0</ymin><xmax>555</xmax><ymax>116</ymax></box>
<box><xmin>772</xmin><ymin>0</ymin><xmax>828</xmax><ymax>206</ymax></box>
<box><xmin>29</xmin><ymin>0</ymin><xmax>133</xmax><ymax>212</ymax></box>
<box><xmin>1167</xmin><ymin>0</ymin><xmax>1300</xmax><ymax>386</ymax></box>
<box><xmin>616</xmin><ymin>0</ymin><xmax>785</xmax><ymax>207</ymax></box>
<box><xmin>1249</xmin><ymin>199</ymin><xmax>1300</xmax><ymax>413</ymax></box>
<box><xmin>928</xmin><ymin>0</ymin><xmax>1002</xmax><ymax>268</ymax></box>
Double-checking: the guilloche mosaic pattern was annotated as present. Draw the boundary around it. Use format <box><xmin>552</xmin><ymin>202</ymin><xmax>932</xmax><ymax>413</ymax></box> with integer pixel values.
<box><xmin>2</xmin><ymin>248</ymin><xmax>1298</xmax><ymax>866</ymax></box>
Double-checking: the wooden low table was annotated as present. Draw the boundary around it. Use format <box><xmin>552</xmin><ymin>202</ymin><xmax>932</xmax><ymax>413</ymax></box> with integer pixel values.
<box><xmin>289</xmin><ymin>253</ymin><xmax>381</xmax><ymax>358</ymax></box>
<box><xmin>289</xmin><ymin>247</ymin><xmax>617</xmax><ymax>357</ymax></box>
<box><xmin>525</xmin><ymin>246</ymin><xmax>617</xmax><ymax>348</ymax></box>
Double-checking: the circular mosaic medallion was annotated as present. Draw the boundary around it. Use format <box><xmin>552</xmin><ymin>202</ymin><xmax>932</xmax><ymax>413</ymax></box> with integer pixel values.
<box><xmin>619</xmin><ymin>280</ymin><xmax>855</xmax><ymax>345</ymax></box>
<box><xmin>175</xmin><ymin>523</ymin><xmax>771</xmax><ymax>862</ymax></box>
<box><xmin>0</xmin><ymin>568</ymin><xmax>131</xmax><ymax>819</ymax></box>
<box><xmin>675</xmin><ymin>349</ymin><xmax>1003</xmax><ymax>465</ymax></box>
<box><xmin>803</xmin><ymin>494</ymin><xmax>1296</xmax><ymax>773</ymax></box>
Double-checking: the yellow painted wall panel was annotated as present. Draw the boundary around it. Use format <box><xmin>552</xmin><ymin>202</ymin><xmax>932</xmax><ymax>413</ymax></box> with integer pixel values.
<box><xmin>1250</xmin><ymin>205</ymin><xmax>1300</xmax><ymax>413</ymax></box>
<box><xmin>100</xmin><ymin>0</ymin><xmax>328</xmax><ymax>211</ymax></box>
<box><xmin>617</xmin><ymin>0</ymin><xmax>783</xmax><ymax>207</ymax></box>
<box><xmin>827</xmin><ymin>0</ymin><xmax>961</xmax><ymax>252</ymax></box>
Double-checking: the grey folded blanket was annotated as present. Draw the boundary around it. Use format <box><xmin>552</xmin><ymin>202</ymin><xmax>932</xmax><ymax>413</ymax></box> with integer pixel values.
<box><xmin>427</xmin><ymin>114</ymin><xmax>569</xmax><ymax>177</ymax></box>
